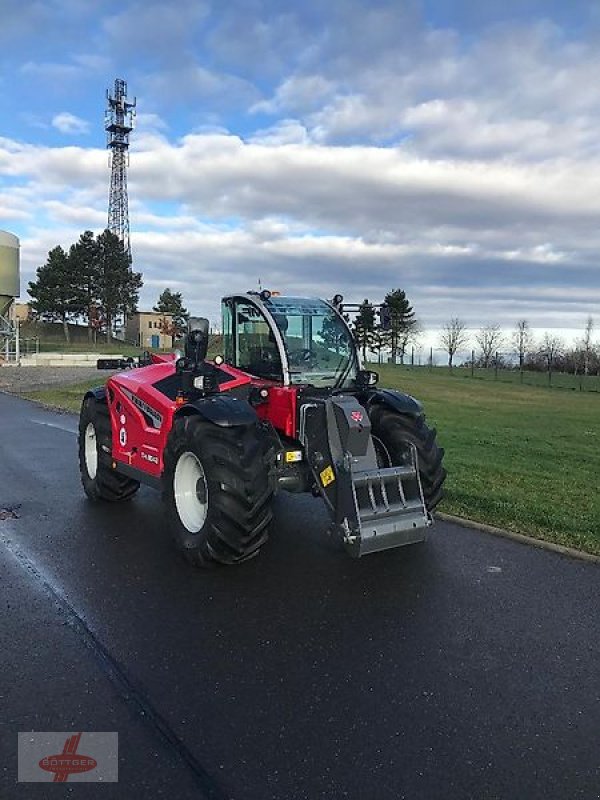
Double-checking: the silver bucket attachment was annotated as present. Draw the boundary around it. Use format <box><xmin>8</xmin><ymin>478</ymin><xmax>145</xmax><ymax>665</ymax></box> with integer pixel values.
<box><xmin>343</xmin><ymin>448</ymin><xmax>431</xmax><ymax>557</ymax></box>
<box><xmin>301</xmin><ymin>395</ymin><xmax>432</xmax><ymax>558</ymax></box>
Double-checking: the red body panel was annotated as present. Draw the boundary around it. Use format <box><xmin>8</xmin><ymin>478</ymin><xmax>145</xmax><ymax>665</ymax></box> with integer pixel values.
<box><xmin>104</xmin><ymin>361</ymin><xmax>298</xmax><ymax>477</ymax></box>
<box><xmin>107</xmin><ymin>362</ymin><xmax>176</xmax><ymax>478</ymax></box>
<box><xmin>254</xmin><ymin>385</ymin><xmax>298</xmax><ymax>439</ymax></box>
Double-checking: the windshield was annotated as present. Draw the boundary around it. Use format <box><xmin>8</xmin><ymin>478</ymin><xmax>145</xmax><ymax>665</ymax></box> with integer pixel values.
<box><xmin>264</xmin><ymin>296</ymin><xmax>358</xmax><ymax>388</ymax></box>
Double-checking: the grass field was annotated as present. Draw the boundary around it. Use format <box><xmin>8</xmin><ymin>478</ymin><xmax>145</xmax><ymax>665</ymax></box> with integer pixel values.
<box><xmin>375</xmin><ymin>364</ymin><xmax>600</xmax><ymax>555</ymax></box>
<box><xmin>22</xmin><ymin>364</ymin><xmax>600</xmax><ymax>556</ymax></box>
<box><xmin>408</xmin><ymin>363</ymin><xmax>600</xmax><ymax>393</ymax></box>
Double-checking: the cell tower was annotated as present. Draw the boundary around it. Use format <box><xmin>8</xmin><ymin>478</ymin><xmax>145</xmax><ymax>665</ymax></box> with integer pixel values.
<box><xmin>105</xmin><ymin>78</ymin><xmax>136</xmax><ymax>260</ymax></box>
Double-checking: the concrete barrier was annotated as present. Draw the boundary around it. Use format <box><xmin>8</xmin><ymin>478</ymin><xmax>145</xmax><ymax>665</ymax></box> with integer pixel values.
<box><xmin>5</xmin><ymin>353</ymin><xmax>124</xmax><ymax>367</ymax></box>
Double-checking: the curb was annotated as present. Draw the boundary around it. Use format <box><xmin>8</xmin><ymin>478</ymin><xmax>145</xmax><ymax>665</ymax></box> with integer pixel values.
<box><xmin>437</xmin><ymin>512</ymin><xmax>600</xmax><ymax>564</ymax></box>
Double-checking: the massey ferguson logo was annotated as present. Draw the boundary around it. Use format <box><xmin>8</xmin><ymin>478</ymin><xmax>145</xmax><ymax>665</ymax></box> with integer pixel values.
<box><xmin>351</xmin><ymin>411</ymin><xmax>364</xmax><ymax>423</ymax></box>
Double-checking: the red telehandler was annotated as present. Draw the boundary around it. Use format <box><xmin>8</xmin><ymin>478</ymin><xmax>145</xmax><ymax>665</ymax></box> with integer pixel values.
<box><xmin>79</xmin><ymin>292</ymin><xmax>445</xmax><ymax>566</ymax></box>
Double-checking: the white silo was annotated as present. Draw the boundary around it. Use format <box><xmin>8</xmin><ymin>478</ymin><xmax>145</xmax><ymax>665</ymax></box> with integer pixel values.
<box><xmin>0</xmin><ymin>230</ymin><xmax>20</xmax><ymax>320</ymax></box>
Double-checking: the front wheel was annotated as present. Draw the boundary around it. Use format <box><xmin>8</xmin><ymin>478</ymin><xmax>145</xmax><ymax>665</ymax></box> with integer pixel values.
<box><xmin>78</xmin><ymin>396</ymin><xmax>140</xmax><ymax>502</ymax></box>
<box><xmin>163</xmin><ymin>416</ymin><xmax>275</xmax><ymax>567</ymax></box>
<box><xmin>369</xmin><ymin>406</ymin><xmax>446</xmax><ymax>512</ymax></box>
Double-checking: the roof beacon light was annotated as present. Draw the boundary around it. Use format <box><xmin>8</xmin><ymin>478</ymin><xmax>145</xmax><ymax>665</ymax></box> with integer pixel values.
<box><xmin>332</xmin><ymin>294</ymin><xmax>344</xmax><ymax>308</ymax></box>
<box><xmin>260</xmin><ymin>289</ymin><xmax>272</xmax><ymax>301</ymax></box>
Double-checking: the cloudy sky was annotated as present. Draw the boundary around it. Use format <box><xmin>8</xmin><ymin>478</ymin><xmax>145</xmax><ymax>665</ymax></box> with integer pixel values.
<box><xmin>1</xmin><ymin>0</ymin><xmax>600</xmax><ymax>340</ymax></box>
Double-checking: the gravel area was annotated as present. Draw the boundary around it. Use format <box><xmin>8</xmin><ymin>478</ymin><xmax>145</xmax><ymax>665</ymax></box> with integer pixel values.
<box><xmin>0</xmin><ymin>366</ymin><xmax>110</xmax><ymax>393</ymax></box>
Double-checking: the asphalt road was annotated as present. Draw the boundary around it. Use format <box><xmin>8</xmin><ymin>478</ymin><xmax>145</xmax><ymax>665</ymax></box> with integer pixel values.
<box><xmin>1</xmin><ymin>390</ymin><xmax>599</xmax><ymax>799</ymax></box>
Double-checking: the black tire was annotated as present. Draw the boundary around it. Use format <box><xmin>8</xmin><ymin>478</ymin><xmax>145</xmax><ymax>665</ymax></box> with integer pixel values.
<box><xmin>163</xmin><ymin>415</ymin><xmax>275</xmax><ymax>567</ymax></box>
<box><xmin>369</xmin><ymin>405</ymin><xmax>446</xmax><ymax>512</ymax></box>
<box><xmin>78</xmin><ymin>396</ymin><xmax>140</xmax><ymax>502</ymax></box>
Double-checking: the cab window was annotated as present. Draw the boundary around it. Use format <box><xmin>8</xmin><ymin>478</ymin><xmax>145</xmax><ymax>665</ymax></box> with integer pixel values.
<box><xmin>234</xmin><ymin>301</ymin><xmax>282</xmax><ymax>380</ymax></box>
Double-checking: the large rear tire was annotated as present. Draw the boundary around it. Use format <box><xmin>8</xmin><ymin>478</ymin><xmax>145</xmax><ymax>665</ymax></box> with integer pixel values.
<box><xmin>78</xmin><ymin>396</ymin><xmax>140</xmax><ymax>502</ymax></box>
<box><xmin>369</xmin><ymin>406</ymin><xmax>446</xmax><ymax>512</ymax></box>
<box><xmin>163</xmin><ymin>415</ymin><xmax>274</xmax><ymax>567</ymax></box>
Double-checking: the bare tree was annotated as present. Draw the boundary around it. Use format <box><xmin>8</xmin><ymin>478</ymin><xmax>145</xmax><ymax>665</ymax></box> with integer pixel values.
<box><xmin>398</xmin><ymin>321</ymin><xmax>422</xmax><ymax>365</ymax></box>
<box><xmin>580</xmin><ymin>316</ymin><xmax>595</xmax><ymax>375</ymax></box>
<box><xmin>540</xmin><ymin>332</ymin><xmax>564</xmax><ymax>373</ymax></box>
<box><xmin>512</xmin><ymin>319</ymin><xmax>532</xmax><ymax>370</ymax></box>
<box><xmin>440</xmin><ymin>318</ymin><xmax>469</xmax><ymax>368</ymax></box>
<box><xmin>475</xmin><ymin>324</ymin><xmax>504</xmax><ymax>368</ymax></box>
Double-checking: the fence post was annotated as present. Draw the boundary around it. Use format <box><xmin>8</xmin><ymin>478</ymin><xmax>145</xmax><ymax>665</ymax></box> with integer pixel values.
<box><xmin>471</xmin><ymin>350</ymin><xmax>475</xmax><ymax>378</ymax></box>
<box><xmin>494</xmin><ymin>352</ymin><xmax>498</xmax><ymax>380</ymax></box>
<box><xmin>429</xmin><ymin>347</ymin><xmax>433</xmax><ymax>371</ymax></box>
<box><xmin>411</xmin><ymin>346</ymin><xmax>414</xmax><ymax>366</ymax></box>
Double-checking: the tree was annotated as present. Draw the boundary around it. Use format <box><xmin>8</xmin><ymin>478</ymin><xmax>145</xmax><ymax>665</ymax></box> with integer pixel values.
<box><xmin>95</xmin><ymin>230</ymin><xmax>143</xmax><ymax>342</ymax></box>
<box><xmin>28</xmin><ymin>246</ymin><xmax>81</xmax><ymax>342</ymax></box>
<box><xmin>475</xmin><ymin>324</ymin><xmax>504</xmax><ymax>368</ymax></box>
<box><xmin>383</xmin><ymin>289</ymin><xmax>418</xmax><ymax>363</ymax></box>
<box><xmin>370</xmin><ymin>326</ymin><xmax>387</xmax><ymax>364</ymax></box>
<box><xmin>579</xmin><ymin>316</ymin><xmax>595</xmax><ymax>375</ymax></box>
<box><xmin>158</xmin><ymin>316</ymin><xmax>178</xmax><ymax>348</ymax></box>
<box><xmin>353</xmin><ymin>299</ymin><xmax>376</xmax><ymax>360</ymax></box>
<box><xmin>540</xmin><ymin>332</ymin><xmax>564</xmax><ymax>375</ymax></box>
<box><xmin>68</xmin><ymin>230</ymin><xmax>101</xmax><ymax>343</ymax></box>
<box><xmin>153</xmin><ymin>288</ymin><xmax>189</xmax><ymax>333</ymax></box>
<box><xmin>440</xmin><ymin>318</ymin><xmax>469</xmax><ymax>368</ymax></box>
<box><xmin>512</xmin><ymin>320</ymin><xmax>532</xmax><ymax>371</ymax></box>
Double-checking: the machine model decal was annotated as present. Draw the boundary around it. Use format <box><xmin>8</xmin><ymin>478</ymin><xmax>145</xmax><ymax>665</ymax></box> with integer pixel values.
<box><xmin>141</xmin><ymin>451</ymin><xmax>159</xmax><ymax>465</ymax></box>
<box><xmin>121</xmin><ymin>387</ymin><xmax>163</xmax><ymax>429</ymax></box>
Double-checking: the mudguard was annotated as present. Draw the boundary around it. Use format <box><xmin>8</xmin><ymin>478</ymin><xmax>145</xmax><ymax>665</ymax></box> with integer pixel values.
<box><xmin>175</xmin><ymin>394</ymin><xmax>258</xmax><ymax>427</ymax></box>
<box><xmin>84</xmin><ymin>386</ymin><xmax>107</xmax><ymax>403</ymax></box>
<box><xmin>361</xmin><ymin>388</ymin><xmax>423</xmax><ymax>417</ymax></box>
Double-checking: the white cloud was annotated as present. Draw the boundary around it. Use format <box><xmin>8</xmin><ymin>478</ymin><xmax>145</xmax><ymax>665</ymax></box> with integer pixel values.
<box><xmin>3</xmin><ymin>128</ymin><xmax>600</xmax><ymax>332</ymax></box>
<box><xmin>51</xmin><ymin>112</ymin><xmax>90</xmax><ymax>135</ymax></box>
<box><xmin>5</xmin><ymin>4</ymin><xmax>600</xmax><ymax>335</ymax></box>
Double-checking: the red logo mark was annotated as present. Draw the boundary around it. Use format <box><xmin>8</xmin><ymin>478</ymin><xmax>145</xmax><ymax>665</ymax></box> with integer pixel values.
<box><xmin>351</xmin><ymin>411</ymin><xmax>364</xmax><ymax>423</ymax></box>
<box><xmin>39</xmin><ymin>733</ymin><xmax>97</xmax><ymax>783</ymax></box>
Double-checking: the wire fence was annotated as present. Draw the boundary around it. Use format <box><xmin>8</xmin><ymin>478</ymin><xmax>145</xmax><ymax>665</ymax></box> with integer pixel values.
<box><xmin>369</xmin><ymin>347</ymin><xmax>600</xmax><ymax>393</ymax></box>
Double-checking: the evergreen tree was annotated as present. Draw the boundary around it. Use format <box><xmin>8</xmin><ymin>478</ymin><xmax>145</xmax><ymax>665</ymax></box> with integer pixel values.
<box><xmin>28</xmin><ymin>246</ymin><xmax>81</xmax><ymax>342</ymax></box>
<box><xmin>68</xmin><ymin>230</ymin><xmax>101</xmax><ymax>343</ymax></box>
<box><xmin>383</xmin><ymin>289</ymin><xmax>418</xmax><ymax>363</ymax></box>
<box><xmin>153</xmin><ymin>288</ymin><xmax>189</xmax><ymax>332</ymax></box>
<box><xmin>370</xmin><ymin>326</ymin><xmax>388</xmax><ymax>364</ymax></box>
<box><xmin>353</xmin><ymin>299</ymin><xmax>376</xmax><ymax>360</ymax></box>
<box><xmin>95</xmin><ymin>230</ymin><xmax>143</xmax><ymax>342</ymax></box>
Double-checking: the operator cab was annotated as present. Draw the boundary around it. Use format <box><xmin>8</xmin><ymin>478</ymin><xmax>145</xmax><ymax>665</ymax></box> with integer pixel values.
<box><xmin>221</xmin><ymin>293</ymin><xmax>359</xmax><ymax>388</ymax></box>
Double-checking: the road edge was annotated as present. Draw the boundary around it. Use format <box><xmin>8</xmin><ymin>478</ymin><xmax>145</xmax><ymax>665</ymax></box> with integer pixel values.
<box><xmin>437</xmin><ymin>512</ymin><xmax>600</xmax><ymax>564</ymax></box>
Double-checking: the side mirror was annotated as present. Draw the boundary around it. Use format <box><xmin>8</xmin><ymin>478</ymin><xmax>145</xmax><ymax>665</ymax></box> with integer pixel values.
<box><xmin>185</xmin><ymin>317</ymin><xmax>210</xmax><ymax>364</ymax></box>
<box><xmin>356</xmin><ymin>369</ymin><xmax>379</xmax><ymax>388</ymax></box>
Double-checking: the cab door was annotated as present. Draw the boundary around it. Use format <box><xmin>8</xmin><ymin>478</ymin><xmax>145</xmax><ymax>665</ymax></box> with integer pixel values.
<box><xmin>222</xmin><ymin>297</ymin><xmax>284</xmax><ymax>381</ymax></box>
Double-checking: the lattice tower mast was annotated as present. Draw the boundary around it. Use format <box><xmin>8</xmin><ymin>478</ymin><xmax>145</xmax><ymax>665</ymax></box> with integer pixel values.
<box><xmin>105</xmin><ymin>78</ymin><xmax>136</xmax><ymax>261</ymax></box>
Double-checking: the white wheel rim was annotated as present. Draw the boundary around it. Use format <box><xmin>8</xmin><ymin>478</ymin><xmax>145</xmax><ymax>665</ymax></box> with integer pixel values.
<box><xmin>174</xmin><ymin>452</ymin><xmax>208</xmax><ymax>533</ymax></box>
<box><xmin>84</xmin><ymin>422</ymin><xmax>98</xmax><ymax>479</ymax></box>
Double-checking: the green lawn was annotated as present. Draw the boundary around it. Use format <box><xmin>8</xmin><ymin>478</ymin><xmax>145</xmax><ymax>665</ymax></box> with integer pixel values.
<box><xmin>374</xmin><ymin>364</ymin><xmax>600</xmax><ymax>555</ymax></box>
<box><xmin>24</xmin><ymin>380</ymin><xmax>109</xmax><ymax>414</ymax></box>
<box><xmin>23</xmin><ymin>364</ymin><xmax>600</xmax><ymax>555</ymax></box>
<box><xmin>414</xmin><ymin>363</ymin><xmax>600</xmax><ymax>393</ymax></box>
